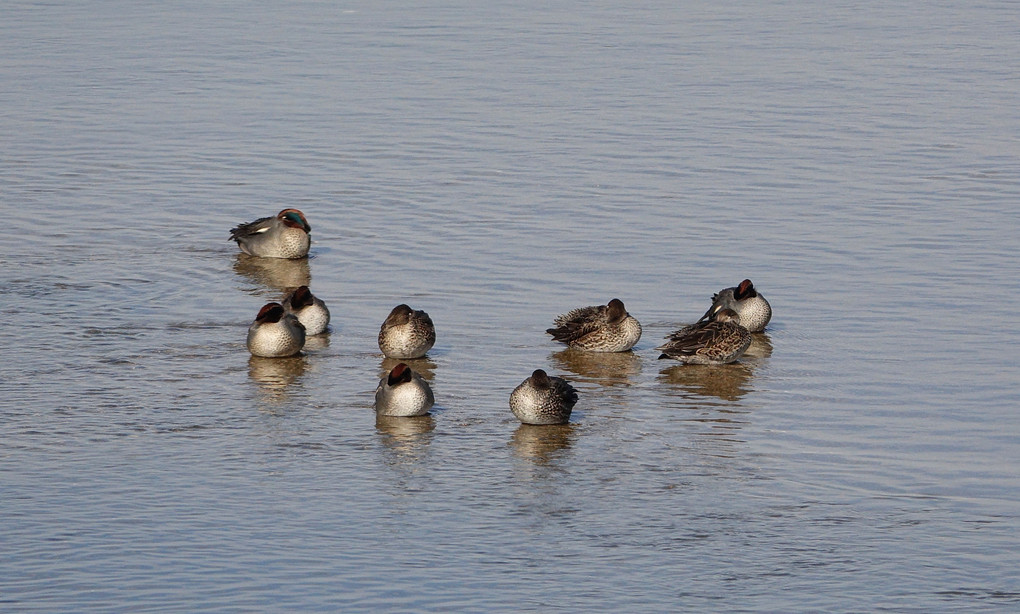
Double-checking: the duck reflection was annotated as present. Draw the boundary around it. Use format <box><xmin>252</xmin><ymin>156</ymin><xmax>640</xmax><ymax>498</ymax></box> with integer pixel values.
<box><xmin>375</xmin><ymin>414</ymin><xmax>436</xmax><ymax>464</ymax></box>
<box><xmin>550</xmin><ymin>348</ymin><xmax>641</xmax><ymax>385</ymax></box>
<box><xmin>744</xmin><ymin>332</ymin><xmax>773</xmax><ymax>360</ymax></box>
<box><xmin>380</xmin><ymin>355</ymin><xmax>437</xmax><ymax>382</ymax></box>
<box><xmin>233</xmin><ymin>253</ymin><xmax>311</xmax><ymax>295</ymax></box>
<box><xmin>510</xmin><ymin>423</ymin><xmax>575</xmax><ymax>465</ymax></box>
<box><xmin>248</xmin><ymin>354</ymin><xmax>308</xmax><ymax>402</ymax></box>
<box><xmin>303</xmin><ymin>332</ymin><xmax>332</xmax><ymax>352</ymax></box>
<box><xmin>658</xmin><ymin>362</ymin><xmax>755</xmax><ymax>401</ymax></box>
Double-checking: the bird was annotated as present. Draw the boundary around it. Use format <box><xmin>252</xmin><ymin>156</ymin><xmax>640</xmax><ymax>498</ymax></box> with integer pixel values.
<box><xmin>375</xmin><ymin>363</ymin><xmax>435</xmax><ymax>417</ymax></box>
<box><xmin>378</xmin><ymin>304</ymin><xmax>436</xmax><ymax>359</ymax></box>
<box><xmin>657</xmin><ymin>308</ymin><xmax>751</xmax><ymax>364</ymax></box>
<box><xmin>698</xmin><ymin>279</ymin><xmax>771</xmax><ymax>332</ymax></box>
<box><xmin>282</xmin><ymin>285</ymin><xmax>330</xmax><ymax>335</ymax></box>
<box><xmin>509</xmin><ymin>369</ymin><xmax>579</xmax><ymax>425</ymax></box>
<box><xmin>246</xmin><ymin>302</ymin><xmax>306</xmax><ymax>357</ymax></box>
<box><xmin>546</xmin><ymin>298</ymin><xmax>642</xmax><ymax>352</ymax></box>
<box><xmin>229</xmin><ymin>208</ymin><xmax>311</xmax><ymax>259</ymax></box>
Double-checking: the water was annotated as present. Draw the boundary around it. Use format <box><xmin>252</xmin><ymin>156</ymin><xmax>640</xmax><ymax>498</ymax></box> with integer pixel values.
<box><xmin>3</xmin><ymin>1</ymin><xmax>1019</xmax><ymax>611</ymax></box>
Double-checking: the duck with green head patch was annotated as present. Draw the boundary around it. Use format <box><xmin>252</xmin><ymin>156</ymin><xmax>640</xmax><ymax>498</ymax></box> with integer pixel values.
<box><xmin>229</xmin><ymin>208</ymin><xmax>311</xmax><ymax>259</ymax></box>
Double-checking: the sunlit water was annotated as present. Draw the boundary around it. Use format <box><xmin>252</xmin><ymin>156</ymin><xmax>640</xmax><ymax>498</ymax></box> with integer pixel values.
<box><xmin>3</xmin><ymin>1</ymin><xmax>1019</xmax><ymax>611</ymax></box>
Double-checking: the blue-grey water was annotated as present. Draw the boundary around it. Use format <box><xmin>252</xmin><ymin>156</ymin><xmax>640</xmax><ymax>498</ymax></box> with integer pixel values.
<box><xmin>3</xmin><ymin>1</ymin><xmax>1019</xmax><ymax>611</ymax></box>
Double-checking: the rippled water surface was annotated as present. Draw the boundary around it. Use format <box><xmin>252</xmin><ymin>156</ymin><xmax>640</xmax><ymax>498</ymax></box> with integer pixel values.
<box><xmin>3</xmin><ymin>1</ymin><xmax>1019</xmax><ymax>611</ymax></box>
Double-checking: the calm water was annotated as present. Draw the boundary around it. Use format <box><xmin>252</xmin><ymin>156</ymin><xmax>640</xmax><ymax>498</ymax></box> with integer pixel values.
<box><xmin>3</xmin><ymin>1</ymin><xmax>1019</xmax><ymax>611</ymax></box>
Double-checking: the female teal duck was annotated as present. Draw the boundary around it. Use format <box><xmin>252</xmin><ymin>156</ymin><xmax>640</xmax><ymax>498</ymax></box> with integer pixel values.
<box><xmin>378</xmin><ymin>304</ymin><xmax>436</xmax><ymax>359</ymax></box>
<box><xmin>510</xmin><ymin>369</ymin><xmax>579</xmax><ymax>425</ymax></box>
<box><xmin>698</xmin><ymin>279</ymin><xmax>771</xmax><ymax>332</ymax></box>
<box><xmin>375</xmin><ymin>363</ymin><xmax>435</xmax><ymax>417</ymax></box>
<box><xmin>229</xmin><ymin>208</ymin><xmax>311</xmax><ymax>259</ymax></box>
<box><xmin>246</xmin><ymin>302</ymin><xmax>306</xmax><ymax>357</ymax></box>
<box><xmin>657</xmin><ymin>308</ymin><xmax>751</xmax><ymax>364</ymax></box>
<box><xmin>546</xmin><ymin>298</ymin><xmax>642</xmax><ymax>352</ymax></box>
<box><xmin>282</xmin><ymin>285</ymin><xmax>330</xmax><ymax>335</ymax></box>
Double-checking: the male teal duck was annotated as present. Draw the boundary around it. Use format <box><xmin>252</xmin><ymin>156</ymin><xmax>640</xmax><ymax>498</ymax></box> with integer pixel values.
<box><xmin>246</xmin><ymin>302</ymin><xmax>306</xmax><ymax>357</ymax></box>
<box><xmin>282</xmin><ymin>285</ymin><xmax>330</xmax><ymax>335</ymax></box>
<box><xmin>375</xmin><ymin>363</ymin><xmax>435</xmax><ymax>417</ymax></box>
<box><xmin>698</xmin><ymin>279</ymin><xmax>771</xmax><ymax>332</ymax></box>
<box><xmin>229</xmin><ymin>208</ymin><xmax>311</xmax><ymax>259</ymax></box>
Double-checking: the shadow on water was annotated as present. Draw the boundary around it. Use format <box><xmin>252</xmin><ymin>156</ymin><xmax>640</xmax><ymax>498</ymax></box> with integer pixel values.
<box><xmin>232</xmin><ymin>253</ymin><xmax>311</xmax><ymax>297</ymax></box>
<box><xmin>509</xmin><ymin>423</ymin><xmax>576</xmax><ymax>465</ymax></box>
<box><xmin>549</xmin><ymin>348</ymin><xmax>641</xmax><ymax>386</ymax></box>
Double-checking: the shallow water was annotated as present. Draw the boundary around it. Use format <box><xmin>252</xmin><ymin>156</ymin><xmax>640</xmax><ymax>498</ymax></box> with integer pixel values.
<box><xmin>3</xmin><ymin>1</ymin><xmax>1019</xmax><ymax>611</ymax></box>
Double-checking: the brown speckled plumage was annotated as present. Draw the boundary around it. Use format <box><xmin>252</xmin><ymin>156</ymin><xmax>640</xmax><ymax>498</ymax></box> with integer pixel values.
<box><xmin>509</xmin><ymin>369</ymin><xmax>579</xmax><ymax>425</ymax></box>
<box><xmin>378</xmin><ymin>304</ymin><xmax>436</xmax><ymax>359</ymax></box>
<box><xmin>546</xmin><ymin>298</ymin><xmax>642</xmax><ymax>352</ymax></box>
<box><xmin>657</xmin><ymin>308</ymin><xmax>751</xmax><ymax>364</ymax></box>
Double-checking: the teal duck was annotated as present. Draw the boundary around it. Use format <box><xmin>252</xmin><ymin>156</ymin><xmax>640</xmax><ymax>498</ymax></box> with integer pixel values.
<box><xmin>546</xmin><ymin>298</ymin><xmax>641</xmax><ymax>352</ymax></box>
<box><xmin>657</xmin><ymin>308</ymin><xmax>751</xmax><ymax>364</ymax></box>
<box><xmin>229</xmin><ymin>208</ymin><xmax>311</xmax><ymax>259</ymax></box>
<box><xmin>246</xmin><ymin>302</ymin><xmax>306</xmax><ymax>357</ymax></box>
<box><xmin>509</xmin><ymin>369</ymin><xmax>578</xmax><ymax>425</ymax></box>
<box><xmin>375</xmin><ymin>363</ymin><xmax>435</xmax><ymax>417</ymax></box>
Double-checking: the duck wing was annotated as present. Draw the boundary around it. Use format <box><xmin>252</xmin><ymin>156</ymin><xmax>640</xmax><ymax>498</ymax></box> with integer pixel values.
<box><xmin>229</xmin><ymin>215</ymin><xmax>274</xmax><ymax>240</ymax></box>
<box><xmin>657</xmin><ymin>321</ymin><xmax>727</xmax><ymax>356</ymax></box>
<box><xmin>547</xmin><ymin>305</ymin><xmax>607</xmax><ymax>343</ymax></box>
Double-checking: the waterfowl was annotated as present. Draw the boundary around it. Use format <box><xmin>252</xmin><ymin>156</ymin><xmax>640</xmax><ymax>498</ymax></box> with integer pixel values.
<box><xmin>546</xmin><ymin>298</ymin><xmax>642</xmax><ymax>352</ymax></box>
<box><xmin>509</xmin><ymin>369</ymin><xmax>579</xmax><ymax>425</ymax></box>
<box><xmin>246</xmin><ymin>302</ymin><xmax>306</xmax><ymax>357</ymax></box>
<box><xmin>378</xmin><ymin>304</ymin><xmax>436</xmax><ymax>359</ymax></box>
<box><xmin>282</xmin><ymin>285</ymin><xmax>330</xmax><ymax>335</ymax></box>
<box><xmin>698</xmin><ymin>279</ymin><xmax>771</xmax><ymax>332</ymax></box>
<box><xmin>657</xmin><ymin>308</ymin><xmax>751</xmax><ymax>364</ymax></box>
<box><xmin>229</xmin><ymin>208</ymin><xmax>311</xmax><ymax>259</ymax></box>
<box><xmin>375</xmin><ymin>363</ymin><xmax>435</xmax><ymax>417</ymax></box>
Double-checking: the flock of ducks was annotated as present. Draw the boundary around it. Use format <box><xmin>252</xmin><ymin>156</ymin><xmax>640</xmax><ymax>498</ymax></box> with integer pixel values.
<box><xmin>231</xmin><ymin>209</ymin><xmax>773</xmax><ymax>426</ymax></box>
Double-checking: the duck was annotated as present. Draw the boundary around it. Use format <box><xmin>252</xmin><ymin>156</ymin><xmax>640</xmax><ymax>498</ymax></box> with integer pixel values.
<box><xmin>657</xmin><ymin>308</ymin><xmax>751</xmax><ymax>364</ymax></box>
<box><xmin>698</xmin><ymin>279</ymin><xmax>771</xmax><ymax>332</ymax></box>
<box><xmin>282</xmin><ymin>285</ymin><xmax>330</xmax><ymax>335</ymax></box>
<box><xmin>509</xmin><ymin>369</ymin><xmax>579</xmax><ymax>425</ymax></box>
<box><xmin>378</xmin><ymin>304</ymin><xmax>436</xmax><ymax>359</ymax></box>
<box><xmin>246</xmin><ymin>302</ymin><xmax>306</xmax><ymax>357</ymax></box>
<box><xmin>229</xmin><ymin>208</ymin><xmax>311</xmax><ymax>259</ymax></box>
<box><xmin>546</xmin><ymin>298</ymin><xmax>642</xmax><ymax>352</ymax></box>
<box><xmin>375</xmin><ymin>363</ymin><xmax>435</xmax><ymax>417</ymax></box>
